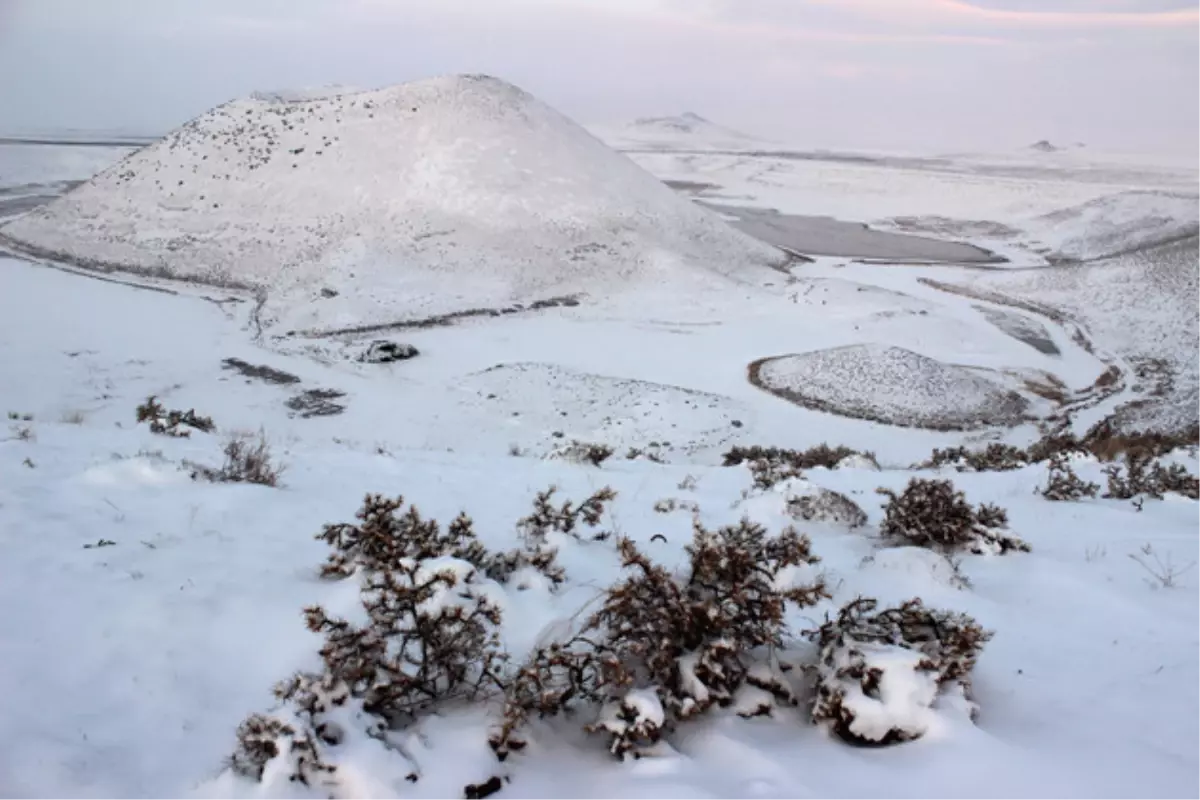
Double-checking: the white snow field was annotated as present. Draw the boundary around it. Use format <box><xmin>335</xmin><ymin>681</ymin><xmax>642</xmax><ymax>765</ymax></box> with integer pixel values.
<box><xmin>0</xmin><ymin>79</ymin><xmax>1197</xmax><ymax>800</ymax></box>
<box><xmin>0</xmin><ymin>76</ymin><xmax>785</xmax><ymax>336</ymax></box>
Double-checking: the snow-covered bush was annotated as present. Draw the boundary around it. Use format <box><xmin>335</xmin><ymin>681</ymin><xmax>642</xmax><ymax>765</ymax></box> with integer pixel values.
<box><xmin>805</xmin><ymin>597</ymin><xmax>992</xmax><ymax>746</ymax></box>
<box><xmin>188</xmin><ymin>431</ymin><xmax>282</xmax><ymax>487</ymax></box>
<box><xmin>227</xmin><ymin>487</ymin><xmax>620</xmax><ymax>793</ymax></box>
<box><xmin>1039</xmin><ymin>453</ymin><xmax>1099</xmax><ymax>501</ymax></box>
<box><xmin>545</xmin><ymin>440</ymin><xmax>615</xmax><ymax>466</ymax></box>
<box><xmin>229</xmin><ymin>556</ymin><xmax>507</xmax><ymax>793</ymax></box>
<box><xmin>135</xmin><ymin>395</ymin><xmax>214</xmax><ymax>437</ymax></box>
<box><xmin>877</xmin><ymin>478</ymin><xmax>1028</xmax><ymax>555</ymax></box>
<box><xmin>358</xmin><ymin>339</ymin><xmax>419</xmax><ymax>363</ymax></box>
<box><xmin>493</xmin><ymin>518</ymin><xmax>827</xmax><ymax>760</ymax></box>
<box><xmin>723</xmin><ymin>444</ymin><xmax>879</xmax><ymax>489</ymax></box>
<box><xmin>229</xmin><ymin>713</ymin><xmax>335</xmax><ymax>788</ymax></box>
<box><xmin>316</xmin><ymin>489</ymin><xmax>592</xmax><ymax>587</ymax></box>
<box><xmin>787</xmin><ymin>488</ymin><xmax>868</xmax><ymax>528</ymax></box>
<box><xmin>919</xmin><ymin>442</ymin><xmax>1028</xmax><ymax>472</ymax></box>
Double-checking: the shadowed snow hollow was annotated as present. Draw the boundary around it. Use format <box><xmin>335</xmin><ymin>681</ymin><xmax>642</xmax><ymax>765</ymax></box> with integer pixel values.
<box><xmin>0</xmin><ymin>75</ymin><xmax>785</xmax><ymax>334</ymax></box>
<box><xmin>751</xmin><ymin>344</ymin><xmax>1029</xmax><ymax>430</ymax></box>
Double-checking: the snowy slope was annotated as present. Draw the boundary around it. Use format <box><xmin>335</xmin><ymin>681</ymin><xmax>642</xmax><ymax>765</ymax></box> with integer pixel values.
<box><xmin>1</xmin><ymin>75</ymin><xmax>785</xmax><ymax>334</ymax></box>
<box><xmin>1021</xmin><ymin>190</ymin><xmax>1199</xmax><ymax>262</ymax></box>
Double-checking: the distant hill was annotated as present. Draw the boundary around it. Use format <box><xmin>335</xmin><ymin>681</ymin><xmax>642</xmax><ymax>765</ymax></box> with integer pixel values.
<box><xmin>590</xmin><ymin>112</ymin><xmax>767</xmax><ymax>151</ymax></box>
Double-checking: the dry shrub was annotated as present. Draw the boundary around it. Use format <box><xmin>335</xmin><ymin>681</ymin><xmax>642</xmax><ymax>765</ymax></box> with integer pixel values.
<box><xmin>925</xmin><ymin>422</ymin><xmax>1199</xmax><ymax>475</ymax></box>
<box><xmin>1103</xmin><ymin>453</ymin><xmax>1199</xmax><ymax>501</ymax></box>
<box><xmin>189</xmin><ymin>431</ymin><xmax>282</xmax><ymax>487</ymax></box>
<box><xmin>1082</xmin><ymin>419</ymin><xmax>1199</xmax><ymax>463</ymax></box>
<box><xmin>877</xmin><ymin>478</ymin><xmax>1029</xmax><ymax>555</ymax></box>
<box><xmin>136</xmin><ymin>395</ymin><xmax>215</xmax><ymax>438</ymax></box>
<box><xmin>723</xmin><ymin>444</ymin><xmax>879</xmax><ymax>489</ymax></box>
<box><xmin>654</xmin><ymin>497</ymin><xmax>700</xmax><ymax>515</ymax></box>
<box><xmin>1039</xmin><ymin>453</ymin><xmax>1100</xmax><ymax>501</ymax></box>
<box><xmin>493</xmin><ymin>518</ymin><xmax>828</xmax><ymax>760</ymax></box>
<box><xmin>920</xmin><ymin>442</ymin><xmax>1028</xmax><ymax>473</ymax></box>
<box><xmin>518</xmin><ymin>486</ymin><xmax>617</xmax><ymax>543</ymax></box>
<box><xmin>1025</xmin><ymin>432</ymin><xmax>1090</xmax><ymax>464</ymax></box>
<box><xmin>806</xmin><ymin>597</ymin><xmax>992</xmax><ymax>745</ymax></box>
<box><xmin>315</xmin><ymin>488</ymin><xmax>611</xmax><ymax>587</ymax></box>
<box><xmin>228</xmin><ymin>713</ymin><xmax>334</xmax><ymax>788</ymax></box>
<box><xmin>229</xmin><ymin>485</ymin><xmax>622</xmax><ymax>793</ymax></box>
<box><xmin>290</xmin><ymin>559</ymin><xmax>507</xmax><ymax>725</ymax></box>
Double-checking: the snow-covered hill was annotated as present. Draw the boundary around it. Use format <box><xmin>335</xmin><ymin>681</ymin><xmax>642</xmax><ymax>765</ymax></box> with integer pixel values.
<box><xmin>0</xmin><ymin>76</ymin><xmax>785</xmax><ymax>335</ymax></box>
<box><xmin>590</xmin><ymin>112</ymin><xmax>767</xmax><ymax>152</ymax></box>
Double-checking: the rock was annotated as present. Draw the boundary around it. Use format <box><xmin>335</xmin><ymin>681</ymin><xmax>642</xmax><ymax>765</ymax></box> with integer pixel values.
<box><xmin>359</xmin><ymin>340</ymin><xmax>419</xmax><ymax>363</ymax></box>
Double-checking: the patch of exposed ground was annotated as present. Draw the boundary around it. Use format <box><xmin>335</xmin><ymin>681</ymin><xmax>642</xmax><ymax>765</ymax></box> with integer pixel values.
<box><xmin>285</xmin><ymin>388</ymin><xmax>346</xmax><ymax>418</ymax></box>
<box><xmin>220</xmin><ymin>357</ymin><xmax>301</xmax><ymax>385</ymax></box>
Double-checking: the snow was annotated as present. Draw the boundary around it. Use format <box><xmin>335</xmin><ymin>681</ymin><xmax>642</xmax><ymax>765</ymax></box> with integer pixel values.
<box><xmin>1022</xmin><ymin>190</ymin><xmax>1199</xmax><ymax>262</ymax></box>
<box><xmin>753</xmin><ymin>344</ymin><xmax>1030</xmax><ymax>430</ymax></box>
<box><xmin>1</xmin><ymin>75</ymin><xmax>784</xmax><ymax>335</ymax></box>
<box><xmin>820</xmin><ymin>639</ymin><xmax>944</xmax><ymax>743</ymax></box>
<box><xmin>0</xmin><ymin>102</ymin><xmax>1198</xmax><ymax>799</ymax></box>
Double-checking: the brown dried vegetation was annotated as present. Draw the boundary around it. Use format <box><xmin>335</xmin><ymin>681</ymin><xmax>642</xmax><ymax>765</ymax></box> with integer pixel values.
<box><xmin>492</xmin><ymin>518</ymin><xmax>828</xmax><ymax>760</ymax></box>
<box><xmin>188</xmin><ymin>431</ymin><xmax>283</xmax><ymax>487</ymax></box>
<box><xmin>724</xmin><ymin>444</ymin><xmax>879</xmax><ymax>489</ymax></box>
<box><xmin>1039</xmin><ymin>453</ymin><xmax>1100</xmax><ymax>501</ymax></box>
<box><xmin>877</xmin><ymin>479</ymin><xmax>1028</xmax><ymax>555</ymax></box>
<box><xmin>136</xmin><ymin>395</ymin><xmax>215</xmax><ymax>437</ymax></box>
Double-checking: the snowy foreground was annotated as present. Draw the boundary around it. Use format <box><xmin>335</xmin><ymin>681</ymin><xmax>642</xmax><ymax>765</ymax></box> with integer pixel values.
<box><xmin>1</xmin><ymin>125</ymin><xmax>1198</xmax><ymax>798</ymax></box>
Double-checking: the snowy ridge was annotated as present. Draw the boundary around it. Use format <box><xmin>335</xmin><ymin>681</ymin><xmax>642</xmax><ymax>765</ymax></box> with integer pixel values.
<box><xmin>1</xmin><ymin>75</ymin><xmax>785</xmax><ymax>334</ymax></box>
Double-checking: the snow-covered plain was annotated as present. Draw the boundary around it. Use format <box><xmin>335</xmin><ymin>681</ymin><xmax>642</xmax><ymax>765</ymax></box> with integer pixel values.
<box><xmin>0</xmin><ymin>83</ymin><xmax>1197</xmax><ymax>799</ymax></box>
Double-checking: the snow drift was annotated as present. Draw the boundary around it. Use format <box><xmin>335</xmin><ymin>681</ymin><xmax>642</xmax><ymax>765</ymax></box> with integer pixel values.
<box><xmin>750</xmin><ymin>344</ymin><xmax>1029</xmax><ymax>430</ymax></box>
<box><xmin>0</xmin><ymin>75</ymin><xmax>785</xmax><ymax>334</ymax></box>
